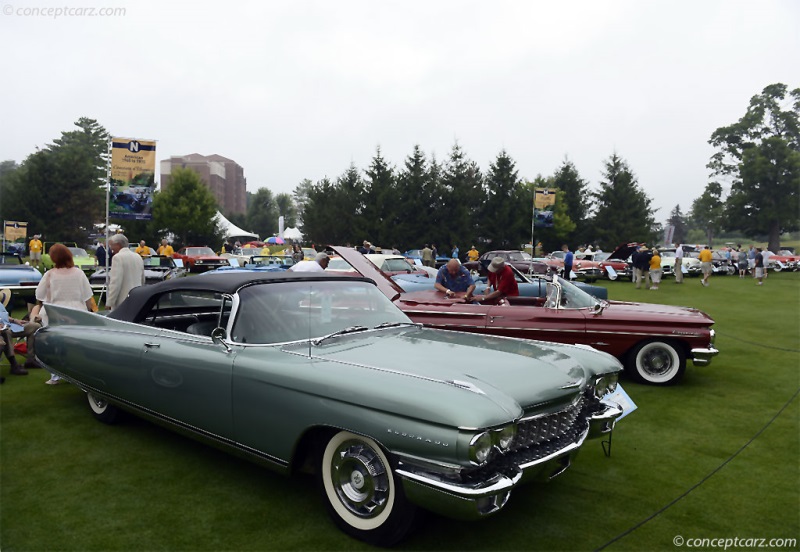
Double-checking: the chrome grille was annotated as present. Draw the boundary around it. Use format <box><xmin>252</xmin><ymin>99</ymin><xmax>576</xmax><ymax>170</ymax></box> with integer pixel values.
<box><xmin>513</xmin><ymin>395</ymin><xmax>585</xmax><ymax>450</ymax></box>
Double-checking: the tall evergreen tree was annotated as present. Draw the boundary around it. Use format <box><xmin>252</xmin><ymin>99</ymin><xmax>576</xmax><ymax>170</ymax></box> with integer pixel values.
<box><xmin>592</xmin><ymin>153</ymin><xmax>656</xmax><ymax>249</ymax></box>
<box><xmin>395</xmin><ymin>146</ymin><xmax>432</xmax><ymax>250</ymax></box>
<box><xmin>440</xmin><ymin>143</ymin><xmax>484</xmax><ymax>254</ymax></box>
<box><xmin>666</xmin><ymin>205</ymin><xmax>689</xmax><ymax>245</ymax></box>
<box><xmin>709</xmin><ymin>83</ymin><xmax>800</xmax><ymax>251</ymax></box>
<box><xmin>481</xmin><ymin>150</ymin><xmax>522</xmax><ymax>249</ymax></box>
<box><xmin>338</xmin><ymin>163</ymin><xmax>366</xmax><ymax>243</ymax></box>
<box><xmin>552</xmin><ymin>158</ymin><xmax>591</xmax><ymax>245</ymax></box>
<box><xmin>362</xmin><ymin>147</ymin><xmax>397</xmax><ymax>247</ymax></box>
<box><xmin>302</xmin><ymin>177</ymin><xmax>342</xmax><ymax>244</ymax></box>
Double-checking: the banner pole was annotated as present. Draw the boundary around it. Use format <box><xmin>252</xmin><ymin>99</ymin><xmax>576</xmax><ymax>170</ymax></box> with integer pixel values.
<box><xmin>530</xmin><ymin>188</ymin><xmax>536</xmax><ymax>272</ymax></box>
<box><xmin>101</xmin><ymin>137</ymin><xmax>112</xmax><ymax>306</ymax></box>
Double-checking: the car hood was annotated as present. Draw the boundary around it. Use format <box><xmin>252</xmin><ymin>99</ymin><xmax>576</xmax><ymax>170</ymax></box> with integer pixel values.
<box><xmin>606</xmin><ymin>243</ymin><xmax>640</xmax><ymax>261</ymax></box>
<box><xmin>333</xmin><ymin>245</ymin><xmax>406</xmax><ymax>300</ymax></box>
<box><xmin>605</xmin><ymin>300</ymin><xmax>714</xmax><ymax>323</ymax></box>
<box><xmin>280</xmin><ymin>326</ymin><xmax>616</xmax><ymax>428</ymax></box>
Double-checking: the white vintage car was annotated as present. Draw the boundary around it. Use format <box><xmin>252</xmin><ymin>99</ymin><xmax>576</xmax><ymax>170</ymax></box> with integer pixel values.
<box><xmin>659</xmin><ymin>249</ymin><xmax>702</xmax><ymax>277</ymax></box>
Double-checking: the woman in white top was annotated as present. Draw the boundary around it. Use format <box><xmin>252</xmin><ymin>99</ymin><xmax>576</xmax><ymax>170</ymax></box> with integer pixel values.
<box><xmin>31</xmin><ymin>243</ymin><xmax>94</xmax><ymax>384</ymax></box>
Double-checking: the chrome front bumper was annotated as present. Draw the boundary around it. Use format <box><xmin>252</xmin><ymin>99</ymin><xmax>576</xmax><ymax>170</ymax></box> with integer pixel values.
<box><xmin>691</xmin><ymin>346</ymin><xmax>719</xmax><ymax>366</ymax></box>
<box><xmin>396</xmin><ymin>402</ymin><xmax>623</xmax><ymax>521</ymax></box>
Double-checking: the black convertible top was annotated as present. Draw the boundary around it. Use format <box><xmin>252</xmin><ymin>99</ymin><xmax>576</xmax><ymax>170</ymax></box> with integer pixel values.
<box><xmin>108</xmin><ymin>271</ymin><xmax>374</xmax><ymax>321</ymax></box>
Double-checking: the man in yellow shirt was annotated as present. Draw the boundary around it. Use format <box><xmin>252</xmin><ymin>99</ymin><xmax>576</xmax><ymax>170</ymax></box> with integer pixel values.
<box><xmin>467</xmin><ymin>245</ymin><xmax>480</xmax><ymax>262</ymax></box>
<box><xmin>28</xmin><ymin>234</ymin><xmax>43</xmax><ymax>268</ymax></box>
<box><xmin>135</xmin><ymin>240</ymin><xmax>151</xmax><ymax>257</ymax></box>
<box><xmin>699</xmin><ymin>245</ymin><xmax>713</xmax><ymax>287</ymax></box>
<box><xmin>157</xmin><ymin>239</ymin><xmax>174</xmax><ymax>257</ymax></box>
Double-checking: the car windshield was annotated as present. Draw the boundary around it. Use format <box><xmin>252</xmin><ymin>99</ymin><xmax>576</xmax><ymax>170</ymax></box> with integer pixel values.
<box><xmin>546</xmin><ymin>276</ymin><xmax>599</xmax><ymax>310</ymax></box>
<box><xmin>69</xmin><ymin>247</ymin><xmax>88</xmax><ymax>257</ymax></box>
<box><xmin>381</xmin><ymin>258</ymin><xmax>415</xmax><ymax>272</ymax></box>
<box><xmin>504</xmin><ymin>252</ymin><xmax>525</xmax><ymax>262</ymax></box>
<box><xmin>594</xmin><ymin>252</ymin><xmax>610</xmax><ymax>261</ymax></box>
<box><xmin>326</xmin><ymin>258</ymin><xmax>354</xmax><ymax>271</ymax></box>
<box><xmin>660</xmin><ymin>251</ymin><xmax>676</xmax><ymax>258</ymax></box>
<box><xmin>143</xmin><ymin>257</ymin><xmax>173</xmax><ymax>268</ymax></box>
<box><xmin>250</xmin><ymin>256</ymin><xmax>294</xmax><ymax>266</ymax></box>
<box><xmin>231</xmin><ymin>280</ymin><xmax>411</xmax><ymax>344</ymax></box>
<box><xmin>187</xmin><ymin>247</ymin><xmax>215</xmax><ymax>256</ymax></box>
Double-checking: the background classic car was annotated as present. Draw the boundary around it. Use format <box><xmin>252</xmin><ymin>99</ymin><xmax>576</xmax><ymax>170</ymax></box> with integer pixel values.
<box><xmin>89</xmin><ymin>255</ymin><xmax>187</xmax><ymax>285</ymax></box>
<box><xmin>34</xmin><ymin>271</ymin><xmax>623</xmax><ymax>546</ymax></box>
<box><xmin>335</xmin><ymin>246</ymin><xmax>718</xmax><ymax>386</ymax></box>
<box><xmin>0</xmin><ymin>252</ymin><xmax>43</xmax><ymax>304</ymax></box>
<box><xmin>173</xmin><ymin>246</ymin><xmax>230</xmax><ymax>273</ymax></box>
<box><xmin>41</xmin><ymin>243</ymin><xmax>97</xmax><ymax>274</ymax></box>
<box><xmin>463</xmin><ymin>250</ymin><xmax>548</xmax><ymax>276</ymax></box>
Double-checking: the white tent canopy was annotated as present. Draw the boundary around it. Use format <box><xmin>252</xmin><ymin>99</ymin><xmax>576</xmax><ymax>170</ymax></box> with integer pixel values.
<box><xmin>214</xmin><ymin>211</ymin><xmax>259</xmax><ymax>242</ymax></box>
<box><xmin>283</xmin><ymin>227</ymin><xmax>303</xmax><ymax>241</ymax></box>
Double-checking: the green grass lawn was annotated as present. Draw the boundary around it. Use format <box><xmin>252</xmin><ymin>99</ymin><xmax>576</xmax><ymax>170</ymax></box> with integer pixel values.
<box><xmin>1</xmin><ymin>271</ymin><xmax>798</xmax><ymax>551</ymax></box>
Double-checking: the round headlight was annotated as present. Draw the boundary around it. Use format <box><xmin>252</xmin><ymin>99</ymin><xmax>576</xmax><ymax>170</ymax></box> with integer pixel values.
<box><xmin>469</xmin><ymin>432</ymin><xmax>493</xmax><ymax>465</ymax></box>
<box><xmin>495</xmin><ymin>425</ymin><xmax>517</xmax><ymax>451</ymax></box>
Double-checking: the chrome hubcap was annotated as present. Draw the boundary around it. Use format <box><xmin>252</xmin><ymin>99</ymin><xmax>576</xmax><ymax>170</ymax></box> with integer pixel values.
<box><xmin>331</xmin><ymin>441</ymin><xmax>389</xmax><ymax>518</ymax></box>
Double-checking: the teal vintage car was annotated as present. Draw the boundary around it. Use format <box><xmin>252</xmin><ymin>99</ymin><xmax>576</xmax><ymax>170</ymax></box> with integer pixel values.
<box><xmin>34</xmin><ymin>271</ymin><xmax>624</xmax><ymax>546</ymax></box>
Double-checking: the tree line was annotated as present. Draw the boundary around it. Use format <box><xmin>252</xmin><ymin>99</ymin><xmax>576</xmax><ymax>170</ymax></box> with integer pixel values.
<box><xmin>1</xmin><ymin>83</ymin><xmax>796</xmax><ymax>254</ymax></box>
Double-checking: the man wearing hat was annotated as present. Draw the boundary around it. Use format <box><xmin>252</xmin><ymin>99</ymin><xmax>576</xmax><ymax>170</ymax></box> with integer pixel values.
<box><xmin>28</xmin><ymin>234</ymin><xmax>43</xmax><ymax>269</ymax></box>
<box><xmin>474</xmin><ymin>257</ymin><xmax>519</xmax><ymax>304</ymax></box>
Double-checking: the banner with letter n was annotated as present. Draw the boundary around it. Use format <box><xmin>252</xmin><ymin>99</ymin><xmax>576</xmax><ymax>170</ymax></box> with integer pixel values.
<box><xmin>109</xmin><ymin>137</ymin><xmax>157</xmax><ymax>220</ymax></box>
<box><xmin>4</xmin><ymin>220</ymin><xmax>28</xmax><ymax>242</ymax></box>
<box><xmin>533</xmin><ymin>188</ymin><xmax>557</xmax><ymax>228</ymax></box>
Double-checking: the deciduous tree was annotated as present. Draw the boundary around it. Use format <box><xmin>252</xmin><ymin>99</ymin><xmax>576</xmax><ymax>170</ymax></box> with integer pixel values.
<box><xmin>151</xmin><ymin>167</ymin><xmax>221</xmax><ymax>247</ymax></box>
<box><xmin>709</xmin><ymin>83</ymin><xmax>800</xmax><ymax>251</ymax></box>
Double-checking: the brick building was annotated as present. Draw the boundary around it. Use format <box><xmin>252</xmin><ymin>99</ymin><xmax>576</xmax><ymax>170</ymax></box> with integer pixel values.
<box><xmin>160</xmin><ymin>153</ymin><xmax>247</xmax><ymax>215</ymax></box>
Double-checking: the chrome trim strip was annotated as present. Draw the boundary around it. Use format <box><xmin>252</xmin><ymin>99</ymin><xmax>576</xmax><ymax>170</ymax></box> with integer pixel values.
<box><xmin>396</xmin><ymin>465</ymin><xmax>522</xmax><ymax>499</ymax></box>
<box><xmin>424</xmin><ymin>324</ymin><xmax>703</xmax><ymax>339</ymax></box>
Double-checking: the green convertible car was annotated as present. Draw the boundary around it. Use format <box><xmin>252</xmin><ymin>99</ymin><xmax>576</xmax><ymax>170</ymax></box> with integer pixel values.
<box><xmin>34</xmin><ymin>271</ymin><xmax>624</xmax><ymax>545</ymax></box>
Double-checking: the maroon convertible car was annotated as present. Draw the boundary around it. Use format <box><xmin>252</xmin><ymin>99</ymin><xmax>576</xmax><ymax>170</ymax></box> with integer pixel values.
<box><xmin>334</xmin><ymin>246</ymin><xmax>719</xmax><ymax>385</ymax></box>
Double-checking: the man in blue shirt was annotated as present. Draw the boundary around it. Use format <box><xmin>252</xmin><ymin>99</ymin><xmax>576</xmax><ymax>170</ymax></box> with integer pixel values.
<box><xmin>562</xmin><ymin>244</ymin><xmax>574</xmax><ymax>280</ymax></box>
<box><xmin>434</xmin><ymin>259</ymin><xmax>476</xmax><ymax>300</ymax></box>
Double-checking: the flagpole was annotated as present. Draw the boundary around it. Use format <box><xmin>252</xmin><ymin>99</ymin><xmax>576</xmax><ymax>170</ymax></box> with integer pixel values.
<box><xmin>530</xmin><ymin>188</ymin><xmax>536</xmax><ymax>273</ymax></box>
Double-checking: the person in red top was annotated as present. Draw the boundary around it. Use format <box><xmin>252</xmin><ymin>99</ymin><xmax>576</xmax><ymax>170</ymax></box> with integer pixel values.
<box><xmin>475</xmin><ymin>257</ymin><xmax>519</xmax><ymax>304</ymax></box>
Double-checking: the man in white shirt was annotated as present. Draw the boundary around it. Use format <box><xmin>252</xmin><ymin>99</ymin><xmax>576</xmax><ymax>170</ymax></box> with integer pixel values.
<box><xmin>289</xmin><ymin>252</ymin><xmax>330</xmax><ymax>272</ymax></box>
<box><xmin>674</xmin><ymin>244</ymin><xmax>684</xmax><ymax>284</ymax></box>
<box><xmin>106</xmin><ymin>234</ymin><xmax>145</xmax><ymax>310</ymax></box>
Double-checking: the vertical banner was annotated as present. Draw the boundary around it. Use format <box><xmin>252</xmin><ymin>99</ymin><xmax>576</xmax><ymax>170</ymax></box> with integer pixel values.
<box><xmin>663</xmin><ymin>225</ymin><xmax>675</xmax><ymax>246</ymax></box>
<box><xmin>533</xmin><ymin>188</ymin><xmax>556</xmax><ymax>228</ymax></box>
<box><xmin>110</xmin><ymin>137</ymin><xmax>157</xmax><ymax>220</ymax></box>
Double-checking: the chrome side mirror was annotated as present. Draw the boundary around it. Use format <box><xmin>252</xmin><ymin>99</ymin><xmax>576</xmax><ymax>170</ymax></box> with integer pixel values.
<box><xmin>211</xmin><ymin>327</ymin><xmax>232</xmax><ymax>353</ymax></box>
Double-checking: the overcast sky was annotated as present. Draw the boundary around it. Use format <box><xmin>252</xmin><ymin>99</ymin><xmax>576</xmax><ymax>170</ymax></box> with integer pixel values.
<box><xmin>2</xmin><ymin>0</ymin><xmax>797</xmax><ymax>223</ymax></box>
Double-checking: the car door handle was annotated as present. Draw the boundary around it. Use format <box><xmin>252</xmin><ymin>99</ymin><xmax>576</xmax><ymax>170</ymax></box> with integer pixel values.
<box><xmin>144</xmin><ymin>342</ymin><xmax>161</xmax><ymax>349</ymax></box>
